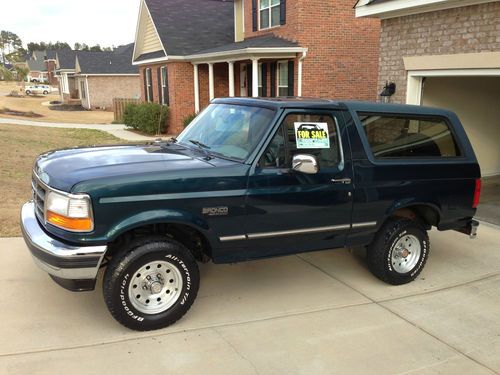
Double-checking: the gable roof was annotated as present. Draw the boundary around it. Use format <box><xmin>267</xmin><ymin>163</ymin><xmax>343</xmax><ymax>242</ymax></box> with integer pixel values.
<box><xmin>56</xmin><ymin>49</ymin><xmax>78</xmax><ymax>70</ymax></box>
<box><xmin>135</xmin><ymin>0</ymin><xmax>234</xmax><ymax>61</ymax></box>
<box><xmin>76</xmin><ymin>43</ymin><xmax>138</xmax><ymax>75</ymax></box>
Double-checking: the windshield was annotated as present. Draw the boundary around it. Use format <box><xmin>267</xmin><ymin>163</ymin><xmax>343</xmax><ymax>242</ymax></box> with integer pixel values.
<box><xmin>177</xmin><ymin>104</ymin><xmax>275</xmax><ymax>161</ymax></box>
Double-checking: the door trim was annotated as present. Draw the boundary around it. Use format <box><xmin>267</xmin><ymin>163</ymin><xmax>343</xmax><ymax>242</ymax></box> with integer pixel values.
<box><xmin>219</xmin><ymin>221</ymin><xmax>377</xmax><ymax>242</ymax></box>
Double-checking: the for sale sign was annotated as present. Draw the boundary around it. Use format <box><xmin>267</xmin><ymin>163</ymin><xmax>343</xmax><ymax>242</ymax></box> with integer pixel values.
<box><xmin>294</xmin><ymin>122</ymin><xmax>330</xmax><ymax>149</ymax></box>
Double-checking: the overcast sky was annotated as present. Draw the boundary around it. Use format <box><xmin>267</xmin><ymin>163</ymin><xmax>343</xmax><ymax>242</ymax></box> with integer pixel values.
<box><xmin>1</xmin><ymin>0</ymin><xmax>139</xmax><ymax>48</ymax></box>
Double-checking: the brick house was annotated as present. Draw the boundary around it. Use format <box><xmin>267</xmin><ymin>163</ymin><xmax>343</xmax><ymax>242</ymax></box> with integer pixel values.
<box><xmin>26</xmin><ymin>50</ymin><xmax>57</xmax><ymax>85</ymax></box>
<box><xmin>56</xmin><ymin>45</ymin><xmax>140</xmax><ymax>109</ymax></box>
<box><xmin>355</xmin><ymin>0</ymin><xmax>500</xmax><ymax>176</ymax></box>
<box><xmin>74</xmin><ymin>44</ymin><xmax>140</xmax><ymax>110</ymax></box>
<box><xmin>132</xmin><ymin>0</ymin><xmax>380</xmax><ymax>134</ymax></box>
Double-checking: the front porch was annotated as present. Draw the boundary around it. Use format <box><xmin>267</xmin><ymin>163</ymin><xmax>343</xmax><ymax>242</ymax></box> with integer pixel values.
<box><xmin>187</xmin><ymin>36</ymin><xmax>307</xmax><ymax>113</ymax></box>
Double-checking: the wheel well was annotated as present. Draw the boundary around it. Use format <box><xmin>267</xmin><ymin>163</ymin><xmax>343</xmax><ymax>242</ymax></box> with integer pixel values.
<box><xmin>107</xmin><ymin>223</ymin><xmax>212</xmax><ymax>263</ymax></box>
<box><xmin>391</xmin><ymin>205</ymin><xmax>440</xmax><ymax>229</ymax></box>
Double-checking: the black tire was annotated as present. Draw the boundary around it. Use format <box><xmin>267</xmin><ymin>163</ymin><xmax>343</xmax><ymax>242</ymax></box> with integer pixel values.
<box><xmin>26</xmin><ymin>90</ymin><xmax>31</xmax><ymax>95</ymax></box>
<box><xmin>103</xmin><ymin>236</ymin><xmax>200</xmax><ymax>331</ymax></box>
<box><xmin>367</xmin><ymin>217</ymin><xmax>429</xmax><ymax>285</ymax></box>
<box><xmin>43</xmin><ymin>90</ymin><xmax>48</xmax><ymax>95</ymax></box>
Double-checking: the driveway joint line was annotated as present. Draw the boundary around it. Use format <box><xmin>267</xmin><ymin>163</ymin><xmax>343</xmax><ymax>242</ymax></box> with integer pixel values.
<box><xmin>296</xmin><ymin>254</ymin><xmax>499</xmax><ymax>374</ymax></box>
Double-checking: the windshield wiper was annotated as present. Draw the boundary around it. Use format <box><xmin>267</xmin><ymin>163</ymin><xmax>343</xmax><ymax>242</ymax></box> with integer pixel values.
<box><xmin>189</xmin><ymin>139</ymin><xmax>212</xmax><ymax>160</ymax></box>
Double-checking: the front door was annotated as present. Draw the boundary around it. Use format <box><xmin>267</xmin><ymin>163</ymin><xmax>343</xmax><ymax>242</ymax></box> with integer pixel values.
<box><xmin>244</xmin><ymin>109</ymin><xmax>354</xmax><ymax>259</ymax></box>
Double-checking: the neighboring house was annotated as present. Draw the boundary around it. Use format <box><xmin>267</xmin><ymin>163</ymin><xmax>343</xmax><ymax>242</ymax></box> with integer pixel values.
<box><xmin>132</xmin><ymin>0</ymin><xmax>380</xmax><ymax>133</ymax></box>
<box><xmin>55</xmin><ymin>49</ymin><xmax>78</xmax><ymax>102</ymax></box>
<box><xmin>355</xmin><ymin>0</ymin><xmax>500</xmax><ymax>176</ymax></box>
<box><xmin>26</xmin><ymin>50</ymin><xmax>57</xmax><ymax>84</ymax></box>
<box><xmin>56</xmin><ymin>44</ymin><xmax>140</xmax><ymax>109</ymax></box>
<box><xmin>74</xmin><ymin>44</ymin><xmax>140</xmax><ymax>109</ymax></box>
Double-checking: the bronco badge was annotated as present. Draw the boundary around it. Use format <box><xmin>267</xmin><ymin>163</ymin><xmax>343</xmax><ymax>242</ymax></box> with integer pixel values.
<box><xmin>202</xmin><ymin>207</ymin><xmax>229</xmax><ymax>216</ymax></box>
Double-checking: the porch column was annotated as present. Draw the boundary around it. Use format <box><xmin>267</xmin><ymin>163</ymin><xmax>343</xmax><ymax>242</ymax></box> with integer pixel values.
<box><xmin>208</xmin><ymin>63</ymin><xmax>215</xmax><ymax>100</ymax></box>
<box><xmin>193</xmin><ymin>64</ymin><xmax>200</xmax><ymax>113</ymax></box>
<box><xmin>228</xmin><ymin>61</ymin><xmax>235</xmax><ymax>97</ymax></box>
<box><xmin>252</xmin><ymin>58</ymin><xmax>259</xmax><ymax>98</ymax></box>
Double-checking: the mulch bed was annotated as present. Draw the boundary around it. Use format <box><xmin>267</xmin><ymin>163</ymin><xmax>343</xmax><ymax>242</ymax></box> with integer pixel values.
<box><xmin>49</xmin><ymin>104</ymin><xmax>88</xmax><ymax>112</ymax></box>
<box><xmin>0</xmin><ymin>108</ymin><xmax>43</xmax><ymax>118</ymax></box>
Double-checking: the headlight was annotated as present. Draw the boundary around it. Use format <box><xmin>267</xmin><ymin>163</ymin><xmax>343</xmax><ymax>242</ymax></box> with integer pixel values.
<box><xmin>45</xmin><ymin>191</ymin><xmax>93</xmax><ymax>232</ymax></box>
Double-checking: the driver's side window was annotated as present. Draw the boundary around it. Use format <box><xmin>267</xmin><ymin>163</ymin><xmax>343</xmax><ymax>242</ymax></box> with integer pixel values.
<box><xmin>259</xmin><ymin>112</ymin><xmax>341</xmax><ymax>169</ymax></box>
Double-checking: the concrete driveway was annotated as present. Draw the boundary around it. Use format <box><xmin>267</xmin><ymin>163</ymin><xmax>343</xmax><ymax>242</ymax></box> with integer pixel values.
<box><xmin>1</xmin><ymin>223</ymin><xmax>499</xmax><ymax>374</ymax></box>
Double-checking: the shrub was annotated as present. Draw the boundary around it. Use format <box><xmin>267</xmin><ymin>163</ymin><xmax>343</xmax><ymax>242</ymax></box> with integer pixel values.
<box><xmin>123</xmin><ymin>103</ymin><xmax>169</xmax><ymax>135</ymax></box>
<box><xmin>183</xmin><ymin>113</ymin><xmax>198</xmax><ymax>128</ymax></box>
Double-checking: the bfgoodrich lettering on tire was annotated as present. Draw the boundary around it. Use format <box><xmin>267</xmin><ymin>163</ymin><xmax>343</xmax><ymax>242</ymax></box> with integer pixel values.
<box><xmin>103</xmin><ymin>236</ymin><xmax>199</xmax><ymax>331</ymax></box>
<box><xmin>367</xmin><ymin>218</ymin><xmax>429</xmax><ymax>285</ymax></box>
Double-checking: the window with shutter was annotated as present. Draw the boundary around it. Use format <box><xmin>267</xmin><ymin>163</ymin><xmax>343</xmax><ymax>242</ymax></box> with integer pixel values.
<box><xmin>259</xmin><ymin>0</ymin><xmax>281</xmax><ymax>30</ymax></box>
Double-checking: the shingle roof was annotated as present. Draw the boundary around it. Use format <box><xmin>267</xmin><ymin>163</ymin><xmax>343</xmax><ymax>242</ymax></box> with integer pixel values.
<box><xmin>192</xmin><ymin>34</ymin><xmax>300</xmax><ymax>55</ymax></box>
<box><xmin>56</xmin><ymin>49</ymin><xmax>78</xmax><ymax>70</ymax></box>
<box><xmin>76</xmin><ymin>43</ymin><xmax>138</xmax><ymax>74</ymax></box>
<box><xmin>145</xmin><ymin>0</ymin><xmax>234</xmax><ymax>56</ymax></box>
<box><xmin>135</xmin><ymin>50</ymin><xmax>166</xmax><ymax>62</ymax></box>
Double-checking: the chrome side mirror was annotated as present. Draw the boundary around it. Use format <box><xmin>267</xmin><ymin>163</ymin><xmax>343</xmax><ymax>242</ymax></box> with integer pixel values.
<box><xmin>292</xmin><ymin>154</ymin><xmax>319</xmax><ymax>174</ymax></box>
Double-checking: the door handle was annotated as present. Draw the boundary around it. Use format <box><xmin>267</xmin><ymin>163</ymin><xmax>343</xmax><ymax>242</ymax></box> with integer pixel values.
<box><xmin>331</xmin><ymin>177</ymin><xmax>352</xmax><ymax>184</ymax></box>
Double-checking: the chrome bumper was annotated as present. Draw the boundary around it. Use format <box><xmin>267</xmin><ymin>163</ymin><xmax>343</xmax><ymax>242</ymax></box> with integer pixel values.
<box><xmin>20</xmin><ymin>201</ymin><xmax>107</xmax><ymax>290</ymax></box>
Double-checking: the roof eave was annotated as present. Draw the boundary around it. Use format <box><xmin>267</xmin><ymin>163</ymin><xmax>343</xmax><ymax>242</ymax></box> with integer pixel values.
<box><xmin>355</xmin><ymin>0</ymin><xmax>495</xmax><ymax>19</ymax></box>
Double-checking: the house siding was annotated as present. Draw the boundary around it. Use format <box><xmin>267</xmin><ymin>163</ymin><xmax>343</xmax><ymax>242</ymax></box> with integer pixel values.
<box><xmin>86</xmin><ymin>76</ymin><xmax>141</xmax><ymax>109</ymax></box>
<box><xmin>378</xmin><ymin>2</ymin><xmax>500</xmax><ymax>104</ymax></box>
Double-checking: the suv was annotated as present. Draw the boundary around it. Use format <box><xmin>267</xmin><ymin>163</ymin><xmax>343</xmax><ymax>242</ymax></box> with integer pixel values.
<box><xmin>25</xmin><ymin>85</ymin><xmax>50</xmax><ymax>96</ymax></box>
<box><xmin>21</xmin><ymin>98</ymin><xmax>481</xmax><ymax>331</ymax></box>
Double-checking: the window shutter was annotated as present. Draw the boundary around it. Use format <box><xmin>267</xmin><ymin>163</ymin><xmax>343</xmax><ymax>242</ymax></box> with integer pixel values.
<box><xmin>287</xmin><ymin>60</ymin><xmax>294</xmax><ymax>96</ymax></box>
<box><xmin>247</xmin><ymin>63</ymin><xmax>253</xmax><ymax>97</ymax></box>
<box><xmin>270</xmin><ymin>62</ymin><xmax>277</xmax><ymax>97</ymax></box>
<box><xmin>252</xmin><ymin>0</ymin><xmax>258</xmax><ymax>32</ymax></box>
<box><xmin>163</xmin><ymin>67</ymin><xmax>170</xmax><ymax>106</ymax></box>
<box><xmin>261</xmin><ymin>63</ymin><xmax>268</xmax><ymax>97</ymax></box>
<box><xmin>143</xmin><ymin>69</ymin><xmax>148</xmax><ymax>102</ymax></box>
<box><xmin>157</xmin><ymin>68</ymin><xmax>162</xmax><ymax>104</ymax></box>
<box><xmin>147</xmin><ymin>69</ymin><xmax>153</xmax><ymax>102</ymax></box>
<box><xmin>280</xmin><ymin>0</ymin><xmax>286</xmax><ymax>25</ymax></box>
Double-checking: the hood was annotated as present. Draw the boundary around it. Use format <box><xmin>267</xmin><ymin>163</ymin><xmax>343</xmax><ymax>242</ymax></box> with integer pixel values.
<box><xmin>35</xmin><ymin>143</ymin><xmax>215</xmax><ymax>192</ymax></box>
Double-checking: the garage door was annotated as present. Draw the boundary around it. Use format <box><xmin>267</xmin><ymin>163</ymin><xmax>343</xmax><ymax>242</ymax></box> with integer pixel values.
<box><xmin>422</xmin><ymin>76</ymin><xmax>500</xmax><ymax>176</ymax></box>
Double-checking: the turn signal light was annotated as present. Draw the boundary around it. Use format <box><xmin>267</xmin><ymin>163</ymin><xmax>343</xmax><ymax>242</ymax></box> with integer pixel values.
<box><xmin>47</xmin><ymin>210</ymin><xmax>93</xmax><ymax>232</ymax></box>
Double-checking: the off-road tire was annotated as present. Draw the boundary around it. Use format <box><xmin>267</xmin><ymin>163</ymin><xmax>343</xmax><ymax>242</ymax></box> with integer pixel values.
<box><xmin>367</xmin><ymin>217</ymin><xmax>429</xmax><ymax>285</ymax></box>
<box><xmin>103</xmin><ymin>236</ymin><xmax>200</xmax><ymax>331</ymax></box>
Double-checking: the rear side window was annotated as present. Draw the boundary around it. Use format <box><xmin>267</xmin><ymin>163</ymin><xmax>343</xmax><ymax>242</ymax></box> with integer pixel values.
<box><xmin>357</xmin><ymin>113</ymin><xmax>461</xmax><ymax>158</ymax></box>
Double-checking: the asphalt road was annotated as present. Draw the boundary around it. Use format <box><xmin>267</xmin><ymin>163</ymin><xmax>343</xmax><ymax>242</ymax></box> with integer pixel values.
<box><xmin>1</xmin><ymin>223</ymin><xmax>499</xmax><ymax>374</ymax></box>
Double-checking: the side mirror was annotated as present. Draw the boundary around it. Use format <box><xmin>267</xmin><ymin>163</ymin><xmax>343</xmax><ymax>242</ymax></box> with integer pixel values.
<box><xmin>292</xmin><ymin>154</ymin><xmax>319</xmax><ymax>174</ymax></box>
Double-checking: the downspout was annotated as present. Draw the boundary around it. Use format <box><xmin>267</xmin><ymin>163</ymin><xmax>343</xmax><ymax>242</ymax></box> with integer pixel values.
<box><xmin>85</xmin><ymin>75</ymin><xmax>91</xmax><ymax>109</ymax></box>
<box><xmin>297</xmin><ymin>50</ymin><xmax>307</xmax><ymax>97</ymax></box>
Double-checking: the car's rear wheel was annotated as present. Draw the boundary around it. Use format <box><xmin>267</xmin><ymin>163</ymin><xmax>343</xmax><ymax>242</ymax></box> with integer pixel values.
<box><xmin>25</xmin><ymin>90</ymin><xmax>31</xmax><ymax>95</ymax></box>
<box><xmin>103</xmin><ymin>236</ymin><xmax>199</xmax><ymax>331</ymax></box>
<box><xmin>43</xmin><ymin>90</ymin><xmax>48</xmax><ymax>95</ymax></box>
<box><xmin>367</xmin><ymin>217</ymin><xmax>429</xmax><ymax>285</ymax></box>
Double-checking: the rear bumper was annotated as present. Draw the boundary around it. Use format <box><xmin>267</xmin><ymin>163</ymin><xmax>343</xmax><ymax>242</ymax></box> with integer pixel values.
<box><xmin>20</xmin><ymin>201</ymin><xmax>107</xmax><ymax>291</ymax></box>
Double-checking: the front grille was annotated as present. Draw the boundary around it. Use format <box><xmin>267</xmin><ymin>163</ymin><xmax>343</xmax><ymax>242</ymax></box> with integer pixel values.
<box><xmin>32</xmin><ymin>174</ymin><xmax>47</xmax><ymax>222</ymax></box>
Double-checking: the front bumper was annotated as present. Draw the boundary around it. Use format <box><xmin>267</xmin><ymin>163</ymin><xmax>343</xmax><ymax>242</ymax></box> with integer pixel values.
<box><xmin>20</xmin><ymin>201</ymin><xmax>107</xmax><ymax>291</ymax></box>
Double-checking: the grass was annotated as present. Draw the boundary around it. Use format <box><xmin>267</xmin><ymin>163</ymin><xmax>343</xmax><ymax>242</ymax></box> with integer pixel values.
<box><xmin>0</xmin><ymin>81</ymin><xmax>114</xmax><ymax>124</ymax></box>
<box><xmin>0</xmin><ymin>123</ymin><xmax>123</xmax><ymax>237</ymax></box>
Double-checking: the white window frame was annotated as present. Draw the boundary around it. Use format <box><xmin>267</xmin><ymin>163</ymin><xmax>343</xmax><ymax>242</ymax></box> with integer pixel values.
<box><xmin>277</xmin><ymin>61</ymin><xmax>288</xmax><ymax>97</ymax></box>
<box><xmin>259</xmin><ymin>0</ymin><xmax>281</xmax><ymax>30</ymax></box>
<box><xmin>145</xmin><ymin>68</ymin><xmax>152</xmax><ymax>102</ymax></box>
<box><xmin>160</xmin><ymin>66</ymin><xmax>167</xmax><ymax>105</ymax></box>
<box><xmin>258</xmin><ymin>63</ymin><xmax>263</xmax><ymax>97</ymax></box>
<box><xmin>80</xmin><ymin>80</ymin><xmax>86</xmax><ymax>100</ymax></box>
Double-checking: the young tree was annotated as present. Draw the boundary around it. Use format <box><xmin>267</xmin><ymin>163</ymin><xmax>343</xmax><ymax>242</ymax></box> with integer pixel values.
<box><xmin>14</xmin><ymin>65</ymin><xmax>29</xmax><ymax>90</ymax></box>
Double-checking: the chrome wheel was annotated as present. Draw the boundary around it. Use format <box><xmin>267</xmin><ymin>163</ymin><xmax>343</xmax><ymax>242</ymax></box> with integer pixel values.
<box><xmin>391</xmin><ymin>234</ymin><xmax>421</xmax><ymax>274</ymax></box>
<box><xmin>128</xmin><ymin>260</ymin><xmax>183</xmax><ymax>315</ymax></box>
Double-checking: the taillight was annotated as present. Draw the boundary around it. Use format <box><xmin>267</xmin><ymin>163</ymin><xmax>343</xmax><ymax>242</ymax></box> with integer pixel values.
<box><xmin>472</xmin><ymin>178</ymin><xmax>481</xmax><ymax>208</ymax></box>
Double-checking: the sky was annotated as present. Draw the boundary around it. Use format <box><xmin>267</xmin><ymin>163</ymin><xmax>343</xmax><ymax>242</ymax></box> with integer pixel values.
<box><xmin>0</xmin><ymin>0</ymin><xmax>139</xmax><ymax>48</ymax></box>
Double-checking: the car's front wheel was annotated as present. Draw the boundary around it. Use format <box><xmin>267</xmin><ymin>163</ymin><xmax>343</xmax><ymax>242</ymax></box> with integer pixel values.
<box><xmin>25</xmin><ymin>90</ymin><xmax>31</xmax><ymax>95</ymax></box>
<box><xmin>367</xmin><ymin>217</ymin><xmax>429</xmax><ymax>285</ymax></box>
<box><xmin>103</xmin><ymin>236</ymin><xmax>200</xmax><ymax>331</ymax></box>
<box><xmin>43</xmin><ymin>90</ymin><xmax>48</xmax><ymax>95</ymax></box>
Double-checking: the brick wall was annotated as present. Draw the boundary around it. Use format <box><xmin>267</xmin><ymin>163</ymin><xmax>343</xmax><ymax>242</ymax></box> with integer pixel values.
<box><xmin>87</xmin><ymin>76</ymin><xmax>141</xmax><ymax>109</ymax></box>
<box><xmin>379</xmin><ymin>2</ymin><xmax>500</xmax><ymax>103</ymax></box>
<box><xmin>244</xmin><ymin>0</ymin><xmax>381</xmax><ymax>100</ymax></box>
